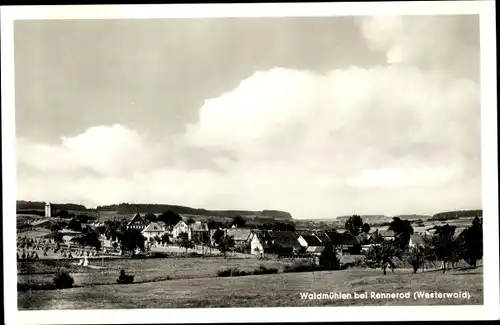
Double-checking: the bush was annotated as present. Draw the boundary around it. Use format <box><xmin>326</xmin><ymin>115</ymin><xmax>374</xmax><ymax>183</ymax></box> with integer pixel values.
<box><xmin>283</xmin><ymin>261</ymin><xmax>322</xmax><ymax>273</ymax></box>
<box><xmin>52</xmin><ymin>270</ymin><xmax>74</xmax><ymax>289</ymax></box>
<box><xmin>319</xmin><ymin>245</ymin><xmax>341</xmax><ymax>270</ymax></box>
<box><xmin>216</xmin><ymin>265</ymin><xmax>279</xmax><ymax>277</ymax></box>
<box><xmin>217</xmin><ymin>267</ymin><xmax>250</xmax><ymax>277</ymax></box>
<box><xmin>117</xmin><ymin>269</ymin><xmax>134</xmax><ymax>284</ymax></box>
<box><xmin>252</xmin><ymin>265</ymin><xmax>279</xmax><ymax>275</ymax></box>
<box><xmin>147</xmin><ymin>252</ymin><xmax>169</xmax><ymax>259</ymax></box>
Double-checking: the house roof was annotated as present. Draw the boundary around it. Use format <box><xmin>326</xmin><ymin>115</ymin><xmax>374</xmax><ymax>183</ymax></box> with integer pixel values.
<box><xmin>270</xmin><ymin>231</ymin><xmax>301</xmax><ymax>248</ymax></box>
<box><xmin>410</xmin><ymin>234</ymin><xmax>424</xmax><ymax>245</ymax></box>
<box><xmin>299</xmin><ymin>234</ymin><xmax>322</xmax><ymax>246</ymax></box>
<box><xmin>325</xmin><ymin>231</ymin><xmax>344</xmax><ymax>245</ymax></box>
<box><xmin>127</xmin><ymin>213</ymin><xmax>146</xmax><ymax>226</ymax></box>
<box><xmin>314</xmin><ymin>231</ymin><xmax>332</xmax><ymax>244</ymax></box>
<box><xmin>378</xmin><ymin>230</ymin><xmax>395</xmax><ymax>237</ymax></box>
<box><xmin>31</xmin><ymin>219</ymin><xmax>52</xmax><ymax>227</ymax></box>
<box><xmin>226</xmin><ymin>228</ymin><xmax>252</xmax><ymax>241</ymax></box>
<box><xmin>173</xmin><ymin>220</ymin><xmax>188</xmax><ymax>228</ymax></box>
<box><xmin>296</xmin><ymin>230</ymin><xmax>316</xmax><ymax>237</ymax></box>
<box><xmin>142</xmin><ymin>222</ymin><xmax>164</xmax><ymax>233</ymax></box>
<box><xmin>306</xmin><ymin>246</ymin><xmax>325</xmax><ymax>253</ymax></box>
<box><xmin>191</xmin><ymin>222</ymin><xmax>208</xmax><ymax>231</ymax></box>
<box><xmin>59</xmin><ymin>228</ymin><xmax>81</xmax><ymax>235</ymax></box>
<box><xmin>251</xmin><ymin>230</ymin><xmax>274</xmax><ymax>248</ymax></box>
<box><xmin>341</xmin><ymin>232</ymin><xmax>361</xmax><ymax>245</ymax></box>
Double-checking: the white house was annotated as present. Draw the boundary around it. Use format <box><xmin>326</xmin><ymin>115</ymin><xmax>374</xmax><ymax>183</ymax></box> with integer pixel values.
<box><xmin>172</xmin><ymin>220</ymin><xmax>190</xmax><ymax>239</ymax></box>
<box><xmin>142</xmin><ymin>222</ymin><xmax>165</xmax><ymax>241</ymax></box>
<box><xmin>409</xmin><ymin>234</ymin><xmax>425</xmax><ymax>247</ymax></box>
<box><xmin>248</xmin><ymin>231</ymin><xmax>269</xmax><ymax>256</ymax></box>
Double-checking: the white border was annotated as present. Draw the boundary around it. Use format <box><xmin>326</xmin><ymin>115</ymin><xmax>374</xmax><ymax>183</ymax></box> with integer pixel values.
<box><xmin>2</xmin><ymin>2</ymin><xmax>498</xmax><ymax>324</ymax></box>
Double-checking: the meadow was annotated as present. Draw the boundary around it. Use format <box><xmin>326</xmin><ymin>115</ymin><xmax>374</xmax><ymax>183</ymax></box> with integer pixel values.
<box><xmin>17</xmin><ymin>256</ymin><xmax>298</xmax><ymax>287</ymax></box>
<box><xmin>18</xmin><ymin>265</ymin><xmax>483</xmax><ymax>309</ymax></box>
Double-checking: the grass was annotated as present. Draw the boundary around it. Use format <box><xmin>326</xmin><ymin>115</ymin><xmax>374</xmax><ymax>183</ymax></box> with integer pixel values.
<box><xmin>18</xmin><ymin>266</ymin><xmax>483</xmax><ymax>310</ymax></box>
<box><xmin>17</xmin><ymin>256</ymin><xmax>294</xmax><ymax>287</ymax></box>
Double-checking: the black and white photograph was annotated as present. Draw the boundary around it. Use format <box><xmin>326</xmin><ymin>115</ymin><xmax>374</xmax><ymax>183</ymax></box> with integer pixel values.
<box><xmin>1</xmin><ymin>1</ymin><xmax>498</xmax><ymax>323</ymax></box>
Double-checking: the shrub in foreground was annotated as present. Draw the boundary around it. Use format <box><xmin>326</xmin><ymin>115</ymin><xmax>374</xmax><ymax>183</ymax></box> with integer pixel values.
<box><xmin>217</xmin><ymin>265</ymin><xmax>279</xmax><ymax>277</ymax></box>
<box><xmin>217</xmin><ymin>268</ymin><xmax>249</xmax><ymax>277</ymax></box>
<box><xmin>283</xmin><ymin>261</ymin><xmax>322</xmax><ymax>273</ymax></box>
<box><xmin>117</xmin><ymin>269</ymin><xmax>135</xmax><ymax>284</ymax></box>
<box><xmin>252</xmin><ymin>265</ymin><xmax>279</xmax><ymax>275</ymax></box>
<box><xmin>52</xmin><ymin>270</ymin><xmax>74</xmax><ymax>289</ymax></box>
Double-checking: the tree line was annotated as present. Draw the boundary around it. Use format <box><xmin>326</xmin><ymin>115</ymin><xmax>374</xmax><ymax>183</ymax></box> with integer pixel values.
<box><xmin>366</xmin><ymin>217</ymin><xmax>483</xmax><ymax>275</ymax></box>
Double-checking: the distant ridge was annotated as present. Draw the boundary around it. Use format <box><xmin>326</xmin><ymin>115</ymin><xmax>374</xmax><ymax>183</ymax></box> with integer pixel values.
<box><xmin>16</xmin><ymin>201</ymin><xmax>293</xmax><ymax>220</ymax></box>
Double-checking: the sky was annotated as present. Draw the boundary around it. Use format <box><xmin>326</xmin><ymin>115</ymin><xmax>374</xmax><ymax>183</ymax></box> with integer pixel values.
<box><xmin>14</xmin><ymin>15</ymin><xmax>482</xmax><ymax>219</ymax></box>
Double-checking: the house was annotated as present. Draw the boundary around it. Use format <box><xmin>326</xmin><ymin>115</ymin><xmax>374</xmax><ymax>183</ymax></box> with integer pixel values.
<box><xmin>59</xmin><ymin>228</ymin><xmax>82</xmax><ymax>243</ymax></box>
<box><xmin>172</xmin><ymin>220</ymin><xmax>190</xmax><ymax>239</ymax></box>
<box><xmin>225</xmin><ymin>228</ymin><xmax>252</xmax><ymax>247</ymax></box>
<box><xmin>314</xmin><ymin>231</ymin><xmax>332</xmax><ymax>245</ymax></box>
<box><xmin>190</xmin><ymin>222</ymin><xmax>209</xmax><ymax>243</ymax></box>
<box><xmin>127</xmin><ymin>213</ymin><xmax>148</xmax><ymax>231</ymax></box>
<box><xmin>325</xmin><ymin>231</ymin><xmax>345</xmax><ymax>246</ymax></box>
<box><xmin>306</xmin><ymin>246</ymin><xmax>325</xmax><ymax>255</ymax></box>
<box><xmin>409</xmin><ymin>234</ymin><xmax>425</xmax><ymax>247</ymax></box>
<box><xmin>142</xmin><ymin>222</ymin><xmax>165</xmax><ymax>241</ymax></box>
<box><xmin>30</xmin><ymin>218</ymin><xmax>53</xmax><ymax>229</ymax></box>
<box><xmin>297</xmin><ymin>233</ymin><xmax>323</xmax><ymax>250</ymax></box>
<box><xmin>270</xmin><ymin>231</ymin><xmax>302</xmax><ymax>256</ymax></box>
<box><xmin>340</xmin><ymin>232</ymin><xmax>361</xmax><ymax>247</ymax></box>
<box><xmin>249</xmin><ymin>230</ymin><xmax>274</xmax><ymax>256</ymax></box>
<box><xmin>377</xmin><ymin>229</ymin><xmax>396</xmax><ymax>241</ymax></box>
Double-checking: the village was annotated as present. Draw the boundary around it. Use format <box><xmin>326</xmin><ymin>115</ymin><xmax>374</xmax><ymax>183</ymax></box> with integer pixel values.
<box><xmin>17</xmin><ymin>202</ymin><xmax>435</xmax><ymax>264</ymax></box>
<box><xmin>16</xmin><ymin>200</ymin><xmax>484</xmax><ymax>310</ymax></box>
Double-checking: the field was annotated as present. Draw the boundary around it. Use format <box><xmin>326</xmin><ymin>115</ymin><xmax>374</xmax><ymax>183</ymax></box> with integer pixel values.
<box><xmin>18</xmin><ymin>256</ymin><xmax>297</xmax><ymax>287</ymax></box>
<box><xmin>18</xmin><ymin>265</ymin><xmax>483</xmax><ymax>309</ymax></box>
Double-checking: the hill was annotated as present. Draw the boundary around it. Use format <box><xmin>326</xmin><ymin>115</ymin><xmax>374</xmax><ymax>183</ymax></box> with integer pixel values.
<box><xmin>95</xmin><ymin>203</ymin><xmax>293</xmax><ymax>220</ymax></box>
<box><xmin>17</xmin><ymin>201</ymin><xmax>88</xmax><ymax>212</ymax></box>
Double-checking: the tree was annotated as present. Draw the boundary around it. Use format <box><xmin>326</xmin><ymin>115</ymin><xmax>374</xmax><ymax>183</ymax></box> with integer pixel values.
<box><xmin>119</xmin><ymin>229</ymin><xmax>145</xmax><ymax>254</ymax></box>
<box><xmin>53</xmin><ymin>232</ymin><xmax>64</xmax><ymax>244</ymax></box>
<box><xmin>406</xmin><ymin>246</ymin><xmax>426</xmax><ymax>273</ymax></box>
<box><xmin>161</xmin><ymin>233</ymin><xmax>171</xmax><ymax>245</ymax></box>
<box><xmin>231</xmin><ymin>215</ymin><xmax>246</xmax><ymax>228</ymax></box>
<box><xmin>79</xmin><ymin>232</ymin><xmax>102</xmax><ymax>251</ymax></box>
<box><xmin>186</xmin><ymin>218</ymin><xmax>196</xmax><ymax>226</ymax></box>
<box><xmin>345</xmin><ymin>215</ymin><xmax>363</xmax><ymax>236</ymax></box>
<box><xmin>68</xmin><ymin>218</ymin><xmax>82</xmax><ymax>232</ymax></box>
<box><xmin>56</xmin><ymin>210</ymin><xmax>69</xmax><ymax>218</ymax></box>
<box><xmin>212</xmin><ymin>229</ymin><xmax>224</xmax><ymax>246</ymax></box>
<box><xmin>388</xmin><ymin>217</ymin><xmax>414</xmax><ymax>249</ymax></box>
<box><xmin>158</xmin><ymin>210</ymin><xmax>182</xmax><ymax>227</ymax></box>
<box><xmin>216</xmin><ymin>235</ymin><xmax>235</xmax><ymax>259</ymax></box>
<box><xmin>178</xmin><ymin>232</ymin><xmax>194</xmax><ymax>256</ymax></box>
<box><xmin>366</xmin><ymin>241</ymin><xmax>402</xmax><ymax>275</ymax></box>
<box><xmin>362</xmin><ymin>223</ymin><xmax>371</xmax><ymax>234</ymax></box>
<box><xmin>458</xmin><ymin>217</ymin><xmax>483</xmax><ymax>268</ymax></box>
<box><xmin>423</xmin><ymin>224</ymin><xmax>457</xmax><ymax>273</ymax></box>
<box><xmin>208</xmin><ymin>218</ymin><xmax>222</xmax><ymax>230</ymax></box>
<box><xmin>319</xmin><ymin>244</ymin><xmax>341</xmax><ymax>270</ymax></box>
<box><xmin>145</xmin><ymin>213</ymin><xmax>157</xmax><ymax>223</ymax></box>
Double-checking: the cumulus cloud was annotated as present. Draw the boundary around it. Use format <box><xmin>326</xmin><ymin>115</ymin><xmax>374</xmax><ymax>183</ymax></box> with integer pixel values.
<box><xmin>357</xmin><ymin>15</ymin><xmax>480</xmax><ymax>79</ymax></box>
<box><xmin>16</xmin><ymin>16</ymin><xmax>482</xmax><ymax>217</ymax></box>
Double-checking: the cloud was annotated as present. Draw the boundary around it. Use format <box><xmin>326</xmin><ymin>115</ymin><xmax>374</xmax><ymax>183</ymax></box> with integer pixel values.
<box><xmin>16</xmin><ymin>16</ymin><xmax>482</xmax><ymax>218</ymax></box>
<box><xmin>357</xmin><ymin>15</ymin><xmax>480</xmax><ymax>79</ymax></box>
<box><xmin>17</xmin><ymin>124</ymin><xmax>158</xmax><ymax>176</ymax></box>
